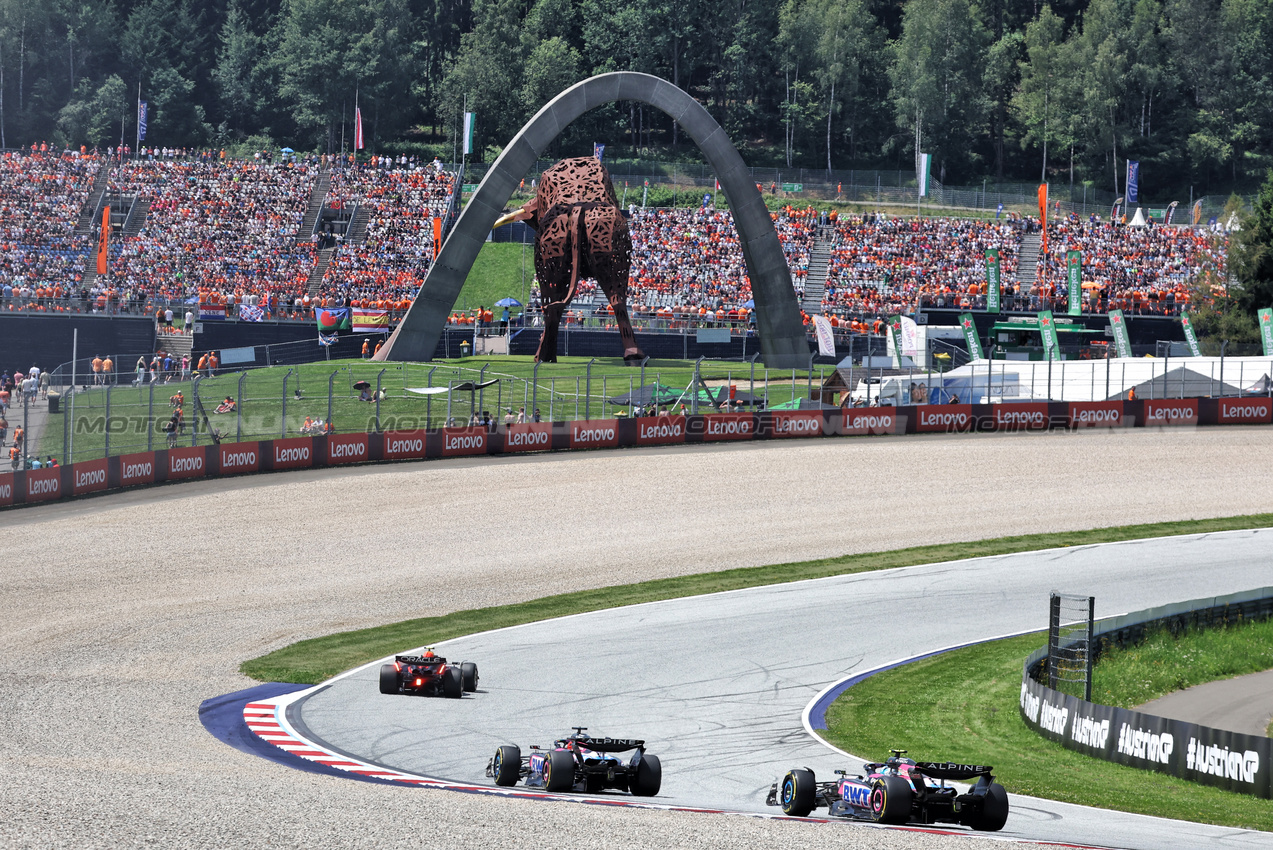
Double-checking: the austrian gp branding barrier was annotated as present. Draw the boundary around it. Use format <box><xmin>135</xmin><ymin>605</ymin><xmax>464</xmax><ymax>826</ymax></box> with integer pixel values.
<box><xmin>8</xmin><ymin>396</ymin><xmax>1273</xmax><ymax>510</ymax></box>
<box><xmin>1021</xmin><ymin>587</ymin><xmax>1273</xmax><ymax>798</ymax></box>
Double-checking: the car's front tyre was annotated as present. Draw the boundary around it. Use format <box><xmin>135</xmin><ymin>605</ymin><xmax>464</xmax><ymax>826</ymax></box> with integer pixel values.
<box><xmin>544</xmin><ymin>750</ymin><xmax>575</xmax><ymax>792</ymax></box>
<box><xmin>778</xmin><ymin>768</ymin><xmax>816</xmax><ymax>817</ymax></box>
<box><xmin>869</xmin><ymin>775</ymin><xmax>912</xmax><ymax>825</ymax></box>
<box><xmin>492</xmin><ymin>745</ymin><xmax>521</xmax><ymax>787</ymax></box>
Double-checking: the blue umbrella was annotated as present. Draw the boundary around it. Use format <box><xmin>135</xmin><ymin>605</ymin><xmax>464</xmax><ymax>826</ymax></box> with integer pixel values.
<box><xmin>741</xmin><ymin>300</ymin><xmax>755</xmax><ymax>308</ymax></box>
<box><xmin>280</xmin><ymin>147</ymin><xmax>295</xmax><ymax>153</ymax></box>
<box><xmin>495</xmin><ymin>297</ymin><xmax>522</xmax><ymax>307</ymax></box>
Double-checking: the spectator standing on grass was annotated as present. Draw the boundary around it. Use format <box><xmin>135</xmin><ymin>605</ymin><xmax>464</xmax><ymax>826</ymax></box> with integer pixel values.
<box><xmin>0</xmin><ymin>414</ymin><xmax>7</xmax><ymax>446</ymax></box>
<box><xmin>103</xmin><ymin>356</ymin><xmax>114</xmax><ymax>384</ymax></box>
<box><xmin>91</xmin><ymin>355</ymin><xmax>103</xmax><ymax>385</ymax></box>
<box><xmin>135</xmin><ymin>357</ymin><xmax>146</xmax><ymax>385</ymax></box>
<box><xmin>208</xmin><ymin>351</ymin><xmax>219</xmax><ymax>375</ymax></box>
<box><xmin>362</xmin><ymin>339</ymin><xmax>370</xmax><ymax>359</ymax></box>
<box><xmin>181</xmin><ymin>354</ymin><xmax>191</xmax><ymax>380</ymax></box>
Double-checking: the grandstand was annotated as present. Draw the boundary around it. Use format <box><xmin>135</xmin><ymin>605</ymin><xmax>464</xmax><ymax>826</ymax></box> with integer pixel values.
<box><xmin>0</xmin><ymin>151</ymin><xmax>1227</xmax><ymax>332</ymax></box>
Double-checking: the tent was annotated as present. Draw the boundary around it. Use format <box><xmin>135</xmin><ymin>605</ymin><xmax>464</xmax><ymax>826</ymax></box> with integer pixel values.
<box><xmin>769</xmin><ymin>398</ymin><xmax>840</xmax><ymax>411</ymax></box>
<box><xmin>606</xmin><ymin>383</ymin><xmax>688</xmax><ymax>407</ymax></box>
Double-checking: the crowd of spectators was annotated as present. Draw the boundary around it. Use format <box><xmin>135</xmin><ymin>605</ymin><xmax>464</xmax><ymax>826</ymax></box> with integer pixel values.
<box><xmin>0</xmin><ymin>149</ymin><xmax>1230</xmax><ymax>330</ymax></box>
<box><xmin>0</xmin><ymin>150</ymin><xmax>100</xmax><ymax>307</ymax></box>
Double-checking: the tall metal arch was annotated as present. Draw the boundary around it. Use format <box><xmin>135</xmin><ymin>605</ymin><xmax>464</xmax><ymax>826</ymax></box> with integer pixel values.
<box><xmin>377</xmin><ymin>72</ymin><xmax>810</xmax><ymax>367</ymax></box>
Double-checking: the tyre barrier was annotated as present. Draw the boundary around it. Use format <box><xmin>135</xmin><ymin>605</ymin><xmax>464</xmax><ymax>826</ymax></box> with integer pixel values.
<box><xmin>1021</xmin><ymin>586</ymin><xmax>1273</xmax><ymax>798</ymax></box>
<box><xmin>3</xmin><ymin>396</ymin><xmax>1270</xmax><ymax>509</ymax></box>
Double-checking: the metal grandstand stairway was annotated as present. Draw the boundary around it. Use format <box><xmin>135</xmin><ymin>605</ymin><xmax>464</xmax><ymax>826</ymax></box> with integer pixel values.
<box><xmin>1018</xmin><ymin>231</ymin><xmax>1040</xmax><ymax>292</ymax></box>
<box><xmin>306</xmin><ymin>247</ymin><xmax>336</xmax><ymax>296</ymax></box>
<box><xmin>345</xmin><ymin>206</ymin><xmax>369</xmax><ymax>243</ymax></box>
<box><xmin>122</xmin><ymin>199</ymin><xmax>149</xmax><ymax>237</ymax></box>
<box><xmin>75</xmin><ymin>167</ymin><xmax>111</xmax><ymax>236</ymax></box>
<box><xmin>296</xmin><ymin>168</ymin><xmax>331</xmax><ymax>245</ymax></box>
<box><xmin>801</xmin><ymin>231</ymin><xmax>834</xmax><ymax>314</ymax></box>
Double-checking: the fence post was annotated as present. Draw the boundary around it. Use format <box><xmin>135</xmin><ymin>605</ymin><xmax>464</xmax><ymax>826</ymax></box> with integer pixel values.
<box><xmin>692</xmin><ymin>357</ymin><xmax>703</xmax><ymax>415</ymax></box>
<box><xmin>190</xmin><ymin>376</ymin><xmax>201</xmax><ymax>447</ymax></box>
<box><xmin>749</xmin><ymin>353</ymin><xmax>758</xmax><ymax>403</ymax></box>
<box><xmin>281</xmin><ymin>369</ymin><xmax>293</xmax><ymax>438</ymax></box>
<box><xmin>328</xmin><ymin>370</ymin><xmax>337</xmax><ymax>430</ymax></box>
<box><xmin>1219</xmin><ymin>341</ymin><xmax>1227</xmax><ymax>395</ymax></box>
<box><xmin>478</xmin><ymin>364</ymin><xmax>489</xmax><ymax>415</ymax></box>
<box><xmin>807</xmin><ymin>353</ymin><xmax>814</xmax><ymax>400</ymax></box>
<box><xmin>375</xmin><ymin>368</ymin><xmax>386</xmax><ymax>432</ymax></box>
<box><xmin>427</xmin><ymin>365</ymin><xmax>438</xmax><ymax>426</ymax></box>
<box><xmin>585</xmin><ymin>359</ymin><xmax>595</xmax><ymax>420</ymax></box>
<box><xmin>63</xmin><ymin>385</ymin><xmax>70</xmax><ymax>463</ymax></box>
<box><xmin>237</xmin><ymin>372</ymin><xmax>246</xmax><ymax>441</ymax></box>
<box><xmin>104</xmin><ymin>385</ymin><xmax>111</xmax><ymax>458</ymax></box>
<box><xmin>531</xmin><ymin>362</ymin><xmax>539</xmax><ymax>423</ymax></box>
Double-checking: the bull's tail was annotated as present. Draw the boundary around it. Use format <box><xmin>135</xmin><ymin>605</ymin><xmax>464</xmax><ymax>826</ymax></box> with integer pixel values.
<box><xmin>545</xmin><ymin>206</ymin><xmax>586</xmax><ymax>310</ymax></box>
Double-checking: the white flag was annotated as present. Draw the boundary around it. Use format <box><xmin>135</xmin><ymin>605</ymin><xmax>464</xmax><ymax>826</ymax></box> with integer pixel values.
<box><xmin>813</xmin><ymin>315</ymin><xmax>836</xmax><ymax>358</ymax></box>
<box><xmin>462</xmin><ymin>112</ymin><xmax>475</xmax><ymax>156</ymax></box>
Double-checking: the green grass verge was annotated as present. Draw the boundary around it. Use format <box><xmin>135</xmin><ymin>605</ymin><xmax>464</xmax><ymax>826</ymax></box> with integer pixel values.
<box><xmin>457</xmin><ymin>243</ymin><xmax>534</xmax><ymax>315</ymax></box>
<box><xmin>1093</xmin><ymin>617</ymin><xmax>1273</xmax><ymax>708</ymax></box>
<box><xmin>42</xmin><ymin>355</ymin><xmax>816</xmax><ymax>463</ymax></box>
<box><xmin>241</xmin><ymin>513</ymin><xmax>1273</xmax><ymax>687</ymax></box>
<box><xmin>823</xmin><ymin>632</ymin><xmax>1273</xmax><ymax>831</ymax></box>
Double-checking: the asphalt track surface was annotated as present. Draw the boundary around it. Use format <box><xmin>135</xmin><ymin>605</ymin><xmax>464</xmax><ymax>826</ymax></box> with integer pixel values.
<box><xmin>5</xmin><ymin>427</ymin><xmax>1273</xmax><ymax>849</ymax></box>
<box><xmin>1139</xmin><ymin>669</ymin><xmax>1273</xmax><ymax>738</ymax></box>
<box><xmin>298</xmin><ymin>531</ymin><xmax>1273</xmax><ymax>850</ymax></box>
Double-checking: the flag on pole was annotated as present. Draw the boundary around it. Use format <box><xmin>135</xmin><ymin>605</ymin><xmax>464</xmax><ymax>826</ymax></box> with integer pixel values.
<box><xmin>916</xmin><ymin>153</ymin><xmax>931</xmax><ymax>197</ymax></box>
<box><xmin>984</xmin><ymin>249</ymin><xmax>1001</xmax><ymax>314</ymax></box>
<box><xmin>1180</xmin><ymin>312</ymin><xmax>1201</xmax><ymax>357</ymax></box>
<box><xmin>97</xmin><ymin>205</ymin><xmax>110</xmax><ymax>275</ymax></box>
<box><xmin>593</xmin><ymin>142</ymin><xmax>605</xmax><ymax>161</ymax></box>
<box><xmin>959</xmin><ymin>313</ymin><xmax>984</xmax><ymax>361</ymax></box>
<box><xmin>462</xmin><ymin>112</ymin><xmax>476</xmax><ymax>156</ymax></box>
<box><xmin>1126</xmin><ymin>161</ymin><xmax>1140</xmax><ymax>204</ymax></box>
<box><xmin>354</xmin><ymin>107</ymin><xmax>364</xmax><ymax>150</ymax></box>
<box><xmin>812</xmin><ymin>315</ymin><xmax>836</xmax><ymax>358</ymax></box>
<box><xmin>1192</xmin><ymin>200</ymin><xmax>1203</xmax><ymax>225</ymax></box>
<box><xmin>1260</xmin><ymin>308</ymin><xmax>1273</xmax><ymax>357</ymax></box>
<box><xmin>138</xmin><ymin>100</ymin><xmax>148</xmax><ymax>141</ymax></box>
<box><xmin>1109</xmin><ymin>309</ymin><xmax>1133</xmax><ymax>358</ymax></box>
<box><xmin>1066</xmin><ymin>251</ymin><xmax>1083</xmax><ymax>316</ymax></box>
<box><xmin>1037</xmin><ymin>183</ymin><xmax>1049</xmax><ymax>272</ymax></box>
<box><xmin>1037</xmin><ymin>310</ymin><xmax>1061</xmax><ymax>360</ymax></box>
<box><xmin>432</xmin><ymin>217</ymin><xmax>442</xmax><ymax>261</ymax></box>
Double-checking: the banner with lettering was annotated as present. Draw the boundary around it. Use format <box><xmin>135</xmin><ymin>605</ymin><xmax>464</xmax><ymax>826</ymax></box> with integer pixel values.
<box><xmin>1067</xmin><ymin>251</ymin><xmax>1083</xmax><ymax>316</ymax></box>
<box><xmin>1260</xmin><ymin>308</ymin><xmax>1273</xmax><ymax>357</ymax></box>
<box><xmin>1037</xmin><ymin>311</ymin><xmax>1061</xmax><ymax>360</ymax></box>
<box><xmin>1109</xmin><ymin>309</ymin><xmax>1133</xmax><ymax>358</ymax></box>
<box><xmin>985</xmin><ymin>249</ymin><xmax>1001</xmax><ymax>314</ymax></box>
<box><xmin>959</xmin><ymin>313</ymin><xmax>984</xmax><ymax>361</ymax></box>
<box><xmin>1180</xmin><ymin>312</ymin><xmax>1202</xmax><ymax>357</ymax></box>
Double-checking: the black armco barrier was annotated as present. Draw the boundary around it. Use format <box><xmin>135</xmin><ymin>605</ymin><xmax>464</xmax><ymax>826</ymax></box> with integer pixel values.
<box><xmin>1020</xmin><ymin>587</ymin><xmax>1273</xmax><ymax>798</ymax></box>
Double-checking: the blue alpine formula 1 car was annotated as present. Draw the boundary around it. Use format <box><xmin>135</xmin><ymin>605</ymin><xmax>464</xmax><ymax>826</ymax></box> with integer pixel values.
<box><xmin>767</xmin><ymin>750</ymin><xmax>1008</xmax><ymax>831</ymax></box>
<box><xmin>486</xmin><ymin>727</ymin><xmax>661</xmax><ymax>796</ymax></box>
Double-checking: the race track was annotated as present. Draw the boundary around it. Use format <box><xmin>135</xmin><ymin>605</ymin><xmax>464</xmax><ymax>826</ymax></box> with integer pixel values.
<box><xmin>3</xmin><ymin>427</ymin><xmax>1273</xmax><ymax>849</ymax></box>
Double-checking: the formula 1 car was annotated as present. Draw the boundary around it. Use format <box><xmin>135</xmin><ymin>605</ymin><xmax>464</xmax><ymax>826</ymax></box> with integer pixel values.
<box><xmin>767</xmin><ymin>750</ymin><xmax>1008</xmax><ymax>831</ymax></box>
<box><xmin>378</xmin><ymin>650</ymin><xmax>478</xmax><ymax>699</ymax></box>
<box><xmin>486</xmin><ymin>727</ymin><xmax>661</xmax><ymax>796</ymax></box>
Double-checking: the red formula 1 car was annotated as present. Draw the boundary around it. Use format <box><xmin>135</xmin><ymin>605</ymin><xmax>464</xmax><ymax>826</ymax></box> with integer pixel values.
<box><xmin>486</xmin><ymin>727</ymin><xmax>661</xmax><ymax>796</ymax></box>
<box><xmin>767</xmin><ymin>750</ymin><xmax>1008</xmax><ymax>831</ymax></box>
<box><xmin>378</xmin><ymin>649</ymin><xmax>478</xmax><ymax>699</ymax></box>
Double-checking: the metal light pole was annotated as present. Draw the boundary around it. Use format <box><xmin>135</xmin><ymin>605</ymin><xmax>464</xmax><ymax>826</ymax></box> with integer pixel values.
<box><xmin>237</xmin><ymin>371</ymin><xmax>247</xmax><ymax>442</ymax></box>
<box><xmin>585</xmin><ymin>358</ymin><xmax>596</xmax><ymax>420</ymax></box>
<box><xmin>281</xmin><ymin>369</ymin><xmax>293</xmax><ymax>438</ymax></box>
<box><xmin>375</xmin><ymin>368</ymin><xmax>386</xmax><ymax>432</ymax></box>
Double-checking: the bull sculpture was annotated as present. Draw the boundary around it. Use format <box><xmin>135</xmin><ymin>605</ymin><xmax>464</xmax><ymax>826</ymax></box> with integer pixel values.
<box><xmin>493</xmin><ymin>157</ymin><xmax>644</xmax><ymax>363</ymax></box>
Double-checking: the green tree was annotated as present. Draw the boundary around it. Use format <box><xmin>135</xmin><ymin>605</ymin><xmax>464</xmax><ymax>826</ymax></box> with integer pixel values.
<box><xmin>1229</xmin><ymin>170</ymin><xmax>1273</xmax><ymax>316</ymax></box>
<box><xmin>888</xmin><ymin>0</ymin><xmax>991</xmax><ymax>182</ymax></box>
<box><xmin>56</xmin><ymin>72</ymin><xmax>126</xmax><ymax>147</ymax></box>
<box><xmin>439</xmin><ymin>0</ymin><xmax>525</xmax><ymax>157</ymax></box>
<box><xmin>1013</xmin><ymin>7</ymin><xmax>1066</xmax><ymax>181</ymax></box>
<box><xmin>214</xmin><ymin>0</ymin><xmax>260</xmax><ymax>138</ymax></box>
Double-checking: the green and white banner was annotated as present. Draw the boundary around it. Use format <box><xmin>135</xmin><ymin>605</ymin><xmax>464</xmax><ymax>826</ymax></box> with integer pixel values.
<box><xmin>1067</xmin><ymin>250</ymin><xmax>1083</xmax><ymax>316</ymax></box>
<box><xmin>985</xmin><ymin>249</ymin><xmax>1002</xmax><ymax>314</ymax></box>
<box><xmin>1260</xmin><ymin>308</ymin><xmax>1273</xmax><ymax>357</ymax></box>
<box><xmin>462</xmin><ymin>112</ymin><xmax>476</xmax><ymax>155</ymax></box>
<box><xmin>959</xmin><ymin>313</ymin><xmax>984</xmax><ymax>361</ymax></box>
<box><xmin>1038</xmin><ymin>310</ymin><xmax>1061</xmax><ymax>360</ymax></box>
<box><xmin>1180</xmin><ymin>312</ymin><xmax>1202</xmax><ymax>357</ymax></box>
<box><xmin>917</xmin><ymin>152</ymin><xmax>932</xmax><ymax>197</ymax></box>
<box><xmin>1109</xmin><ymin>309</ymin><xmax>1133</xmax><ymax>358</ymax></box>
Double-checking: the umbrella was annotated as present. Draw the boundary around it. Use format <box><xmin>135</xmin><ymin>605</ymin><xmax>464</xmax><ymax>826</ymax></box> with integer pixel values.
<box><xmin>353</xmin><ymin>380</ymin><xmax>372</xmax><ymax>390</ymax></box>
<box><xmin>741</xmin><ymin>300</ymin><xmax>755</xmax><ymax>309</ymax></box>
<box><xmin>495</xmin><ymin>297</ymin><xmax>522</xmax><ymax>308</ymax></box>
<box><xmin>280</xmin><ymin>147</ymin><xmax>295</xmax><ymax>153</ymax></box>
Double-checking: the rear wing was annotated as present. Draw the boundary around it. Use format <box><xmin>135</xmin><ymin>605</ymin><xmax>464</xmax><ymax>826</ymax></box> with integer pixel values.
<box><xmin>913</xmin><ymin>762</ymin><xmax>993</xmax><ymax>781</ymax></box>
<box><xmin>396</xmin><ymin>655</ymin><xmax>446</xmax><ymax>665</ymax></box>
<box><xmin>574</xmin><ymin>737</ymin><xmax>645</xmax><ymax>753</ymax></box>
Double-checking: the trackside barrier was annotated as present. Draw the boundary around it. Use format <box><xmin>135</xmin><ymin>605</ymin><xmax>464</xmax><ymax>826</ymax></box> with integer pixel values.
<box><xmin>1021</xmin><ymin>588</ymin><xmax>1273</xmax><ymax>799</ymax></box>
<box><xmin>5</xmin><ymin>398</ymin><xmax>1273</xmax><ymax>508</ymax></box>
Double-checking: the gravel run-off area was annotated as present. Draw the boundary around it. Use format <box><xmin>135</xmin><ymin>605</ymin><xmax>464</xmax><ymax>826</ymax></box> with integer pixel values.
<box><xmin>3</xmin><ymin>426</ymin><xmax>1272</xmax><ymax>849</ymax></box>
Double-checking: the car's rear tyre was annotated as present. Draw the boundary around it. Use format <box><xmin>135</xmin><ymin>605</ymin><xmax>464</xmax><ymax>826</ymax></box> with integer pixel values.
<box><xmin>778</xmin><ymin>768</ymin><xmax>816</xmax><ymax>817</ymax></box>
<box><xmin>443</xmin><ymin>666</ymin><xmax>463</xmax><ymax>698</ymax></box>
<box><xmin>544</xmin><ymin>750</ymin><xmax>575</xmax><ymax>792</ymax></box>
<box><xmin>869</xmin><ymin>775</ymin><xmax>912</xmax><ymax>825</ymax></box>
<box><xmin>492</xmin><ymin>745</ymin><xmax>521</xmax><ymax>787</ymax></box>
<box><xmin>630</xmin><ymin>754</ymin><xmax>662</xmax><ymax>797</ymax></box>
<box><xmin>378</xmin><ymin>664</ymin><xmax>399</xmax><ymax>695</ymax></box>
<box><xmin>967</xmin><ymin>782</ymin><xmax>1009</xmax><ymax>831</ymax></box>
<box><xmin>460</xmin><ymin>662</ymin><xmax>478</xmax><ymax>692</ymax></box>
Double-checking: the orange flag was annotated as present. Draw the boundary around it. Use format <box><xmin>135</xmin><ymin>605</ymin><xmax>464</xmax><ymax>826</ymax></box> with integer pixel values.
<box><xmin>1037</xmin><ymin>184</ymin><xmax>1049</xmax><ymax>277</ymax></box>
<box><xmin>97</xmin><ymin>205</ymin><xmax>111</xmax><ymax>275</ymax></box>
<box><xmin>432</xmin><ymin>216</ymin><xmax>442</xmax><ymax>261</ymax></box>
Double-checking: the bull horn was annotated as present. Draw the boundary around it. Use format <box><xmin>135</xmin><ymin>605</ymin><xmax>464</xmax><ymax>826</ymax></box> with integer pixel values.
<box><xmin>493</xmin><ymin>209</ymin><xmax>523</xmax><ymax>229</ymax></box>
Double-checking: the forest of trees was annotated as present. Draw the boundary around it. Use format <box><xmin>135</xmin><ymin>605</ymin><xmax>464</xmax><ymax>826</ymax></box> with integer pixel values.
<box><xmin>1</xmin><ymin>0</ymin><xmax>1270</xmax><ymax>197</ymax></box>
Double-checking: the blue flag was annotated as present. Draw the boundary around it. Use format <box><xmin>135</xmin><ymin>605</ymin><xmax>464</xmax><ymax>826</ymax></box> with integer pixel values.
<box><xmin>138</xmin><ymin>100</ymin><xmax>148</xmax><ymax>141</ymax></box>
<box><xmin>593</xmin><ymin>142</ymin><xmax>605</xmax><ymax>161</ymax></box>
<box><xmin>319</xmin><ymin>333</ymin><xmax>339</xmax><ymax>346</ymax></box>
<box><xmin>1126</xmin><ymin>160</ymin><xmax>1139</xmax><ymax>204</ymax></box>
